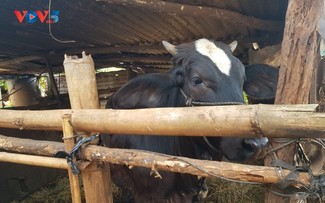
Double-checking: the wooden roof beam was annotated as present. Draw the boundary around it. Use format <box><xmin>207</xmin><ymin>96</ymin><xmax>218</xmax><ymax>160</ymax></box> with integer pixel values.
<box><xmin>95</xmin><ymin>56</ymin><xmax>171</xmax><ymax>63</ymax></box>
<box><xmin>98</xmin><ymin>0</ymin><xmax>284</xmax><ymax>32</ymax></box>
<box><xmin>0</xmin><ymin>56</ymin><xmax>44</xmax><ymax>67</ymax></box>
<box><xmin>63</xmin><ymin>33</ymin><xmax>283</xmax><ymax>56</ymax></box>
<box><xmin>65</xmin><ymin>44</ymin><xmax>166</xmax><ymax>55</ymax></box>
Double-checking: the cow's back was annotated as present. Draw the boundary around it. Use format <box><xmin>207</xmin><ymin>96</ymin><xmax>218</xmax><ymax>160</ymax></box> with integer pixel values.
<box><xmin>102</xmin><ymin>73</ymin><xmax>203</xmax><ymax>202</ymax></box>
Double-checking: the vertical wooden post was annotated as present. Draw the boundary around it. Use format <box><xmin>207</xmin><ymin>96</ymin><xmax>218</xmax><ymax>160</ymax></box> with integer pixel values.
<box><xmin>64</xmin><ymin>52</ymin><xmax>113</xmax><ymax>203</ymax></box>
<box><xmin>265</xmin><ymin>0</ymin><xmax>323</xmax><ymax>202</ymax></box>
<box><xmin>0</xmin><ymin>88</ymin><xmax>2</xmax><ymax>108</ymax></box>
<box><xmin>48</xmin><ymin>65</ymin><xmax>62</xmax><ymax>107</ymax></box>
<box><xmin>62</xmin><ymin>114</ymin><xmax>82</xmax><ymax>203</ymax></box>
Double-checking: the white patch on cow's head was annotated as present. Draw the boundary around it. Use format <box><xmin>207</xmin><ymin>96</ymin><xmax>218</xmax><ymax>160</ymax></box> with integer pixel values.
<box><xmin>195</xmin><ymin>38</ymin><xmax>232</xmax><ymax>76</ymax></box>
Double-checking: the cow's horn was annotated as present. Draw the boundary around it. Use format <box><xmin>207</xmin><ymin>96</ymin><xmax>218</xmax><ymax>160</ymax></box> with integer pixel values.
<box><xmin>229</xmin><ymin>40</ymin><xmax>238</xmax><ymax>52</ymax></box>
<box><xmin>162</xmin><ymin>40</ymin><xmax>177</xmax><ymax>56</ymax></box>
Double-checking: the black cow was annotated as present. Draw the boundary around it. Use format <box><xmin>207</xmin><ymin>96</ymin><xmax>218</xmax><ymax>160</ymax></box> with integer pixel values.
<box><xmin>244</xmin><ymin>64</ymin><xmax>279</xmax><ymax>104</ymax></box>
<box><xmin>102</xmin><ymin>39</ymin><xmax>273</xmax><ymax>203</ymax></box>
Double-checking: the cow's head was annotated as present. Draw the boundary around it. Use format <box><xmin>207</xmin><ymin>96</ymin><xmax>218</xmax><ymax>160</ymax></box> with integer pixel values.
<box><xmin>164</xmin><ymin>39</ymin><xmax>245</xmax><ymax>104</ymax></box>
<box><xmin>163</xmin><ymin>39</ymin><xmax>270</xmax><ymax>162</ymax></box>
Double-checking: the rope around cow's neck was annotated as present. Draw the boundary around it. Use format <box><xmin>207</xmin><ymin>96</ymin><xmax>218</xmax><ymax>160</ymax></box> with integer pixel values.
<box><xmin>179</xmin><ymin>88</ymin><xmax>245</xmax><ymax>106</ymax></box>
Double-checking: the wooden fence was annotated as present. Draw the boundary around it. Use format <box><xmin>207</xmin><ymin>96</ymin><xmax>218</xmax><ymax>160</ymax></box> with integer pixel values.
<box><xmin>0</xmin><ymin>104</ymin><xmax>323</xmax><ymax>202</ymax></box>
<box><xmin>0</xmin><ymin>53</ymin><xmax>324</xmax><ymax>202</ymax></box>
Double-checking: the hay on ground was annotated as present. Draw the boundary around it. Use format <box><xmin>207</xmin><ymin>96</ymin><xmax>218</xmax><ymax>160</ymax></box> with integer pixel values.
<box><xmin>12</xmin><ymin>175</ymin><xmax>264</xmax><ymax>203</ymax></box>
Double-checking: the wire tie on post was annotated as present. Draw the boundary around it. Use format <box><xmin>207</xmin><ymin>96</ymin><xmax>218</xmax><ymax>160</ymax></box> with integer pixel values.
<box><xmin>55</xmin><ymin>133</ymin><xmax>99</xmax><ymax>175</ymax></box>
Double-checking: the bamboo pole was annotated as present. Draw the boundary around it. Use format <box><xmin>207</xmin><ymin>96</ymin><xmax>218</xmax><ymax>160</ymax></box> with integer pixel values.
<box><xmin>82</xmin><ymin>145</ymin><xmax>310</xmax><ymax>187</ymax></box>
<box><xmin>0</xmin><ymin>152</ymin><xmax>68</xmax><ymax>169</ymax></box>
<box><xmin>0</xmin><ymin>104</ymin><xmax>323</xmax><ymax>138</ymax></box>
<box><xmin>0</xmin><ymin>134</ymin><xmax>65</xmax><ymax>155</ymax></box>
<box><xmin>62</xmin><ymin>114</ymin><xmax>82</xmax><ymax>203</ymax></box>
<box><xmin>64</xmin><ymin>52</ymin><xmax>113</xmax><ymax>203</ymax></box>
<box><xmin>0</xmin><ymin>135</ymin><xmax>311</xmax><ymax>187</ymax></box>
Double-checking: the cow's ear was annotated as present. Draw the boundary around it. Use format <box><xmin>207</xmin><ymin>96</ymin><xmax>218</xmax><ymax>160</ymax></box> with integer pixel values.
<box><xmin>243</xmin><ymin>64</ymin><xmax>279</xmax><ymax>104</ymax></box>
<box><xmin>175</xmin><ymin>70</ymin><xmax>184</xmax><ymax>87</ymax></box>
<box><xmin>170</xmin><ymin>68</ymin><xmax>184</xmax><ymax>87</ymax></box>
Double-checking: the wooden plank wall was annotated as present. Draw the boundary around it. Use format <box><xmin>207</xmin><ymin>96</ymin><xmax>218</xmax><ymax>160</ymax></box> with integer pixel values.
<box><xmin>55</xmin><ymin>70</ymin><xmax>128</xmax><ymax>108</ymax></box>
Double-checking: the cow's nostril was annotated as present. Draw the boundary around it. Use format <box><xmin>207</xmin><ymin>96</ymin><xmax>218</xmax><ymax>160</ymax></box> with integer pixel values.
<box><xmin>243</xmin><ymin>138</ymin><xmax>268</xmax><ymax>152</ymax></box>
<box><xmin>260</xmin><ymin>137</ymin><xmax>269</xmax><ymax>147</ymax></box>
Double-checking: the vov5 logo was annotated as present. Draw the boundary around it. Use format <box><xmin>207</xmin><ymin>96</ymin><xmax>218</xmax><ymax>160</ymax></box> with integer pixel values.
<box><xmin>14</xmin><ymin>10</ymin><xmax>59</xmax><ymax>23</ymax></box>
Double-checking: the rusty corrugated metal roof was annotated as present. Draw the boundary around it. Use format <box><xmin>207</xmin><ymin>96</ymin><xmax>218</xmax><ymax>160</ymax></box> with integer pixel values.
<box><xmin>0</xmin><ymin>0</ymin><xmax>287</xmax><ymax>74</ymax></box>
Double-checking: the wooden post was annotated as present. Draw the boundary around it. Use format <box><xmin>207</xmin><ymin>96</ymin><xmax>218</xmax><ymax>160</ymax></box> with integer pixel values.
<box><xmin>64</xmin><ymin>52</ymin><xmax>113</xmax><ymax>203</ymax></box>
<box><xmin>62</xmin><ymin>114</ymin><xmax>82</xmax><ymax>203</ymax></box>
<box><xmin>64</xmin><ymin>52</ymin><xmax>99</xmax><ymax>110</ymax></box>
<box><xmin>47</xmin><ymin>64</ymin><xmax>62</xmax><ymax>107</ymax></box>
<box><xmin>265</xmin><ymin>0</ymin><xmax>323</xmax><ymax>202</ymax></box>
<box><xmin>0</xmin><ymin>88</ymin><xmax>2</xmax><ymax>108</ymax></box>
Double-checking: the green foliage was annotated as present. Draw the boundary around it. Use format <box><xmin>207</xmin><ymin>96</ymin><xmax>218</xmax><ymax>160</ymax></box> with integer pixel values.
<box><xmin>38</xmin><ymin>77</ymin><xmax>47</xmax><ymax>89</ymax></box>
<box><xmin>0</xmin><ymin>80</ymin><xmax>8</xmax><ymax>91</ymax></box>
<box><xmin>38</xmin><ymin>76</ymin><xmax>48</xmax><ymax>97</ymax></box>
<box><xmin>243</xmin><ymin>91</ymin><xmax>249</xmax><ymax>104</ymax></box>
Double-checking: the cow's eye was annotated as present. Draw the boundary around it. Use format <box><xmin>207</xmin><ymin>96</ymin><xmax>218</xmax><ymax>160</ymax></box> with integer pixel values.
<box><xmin>192</xmin><ymin>77</ymin><xmax>203</xmax><ymax>85</ymax></box>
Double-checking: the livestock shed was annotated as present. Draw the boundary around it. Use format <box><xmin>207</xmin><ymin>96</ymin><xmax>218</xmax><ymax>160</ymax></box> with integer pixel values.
<box><xmin>0</xmin><ymin>0</ymin><xmax>324</xmax><ymax>203</ymax></box>
<box><xmin>0</xmin><ymin>0</ymin><xmax>287</xmax><ymax>74</ymax></box>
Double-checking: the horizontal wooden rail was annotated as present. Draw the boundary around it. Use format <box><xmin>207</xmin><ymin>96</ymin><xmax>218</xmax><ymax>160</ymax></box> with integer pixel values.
<box><xmin>82</xmin><ymin>145</ymin><xmax>310</xmax><ymax>187</ymax></box>
<box><xmin>0</xmin><ymin>134</ymin><xmax>310</xmax><ymax>187</ymax></box>
<box><xmin>0</xmin><ymin>135</ymin><xmax>65</xmax><ymax>155</ymax></box>
<box><xmin>0</xmin><ymin>104</ymin><xmax>323</xmax><ymax>138</ymax></box>
<box><xmin>0</xmin><ymin>152</ymin><xmax>68</xmax><ymax>169</ymax></box>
